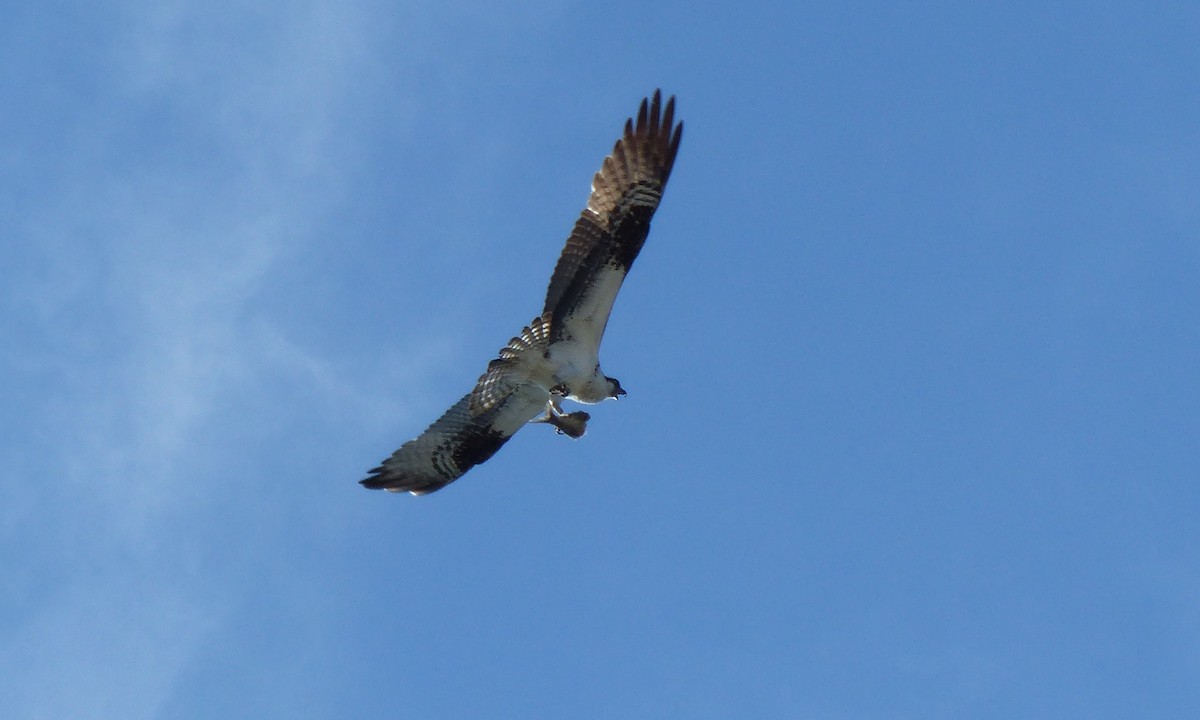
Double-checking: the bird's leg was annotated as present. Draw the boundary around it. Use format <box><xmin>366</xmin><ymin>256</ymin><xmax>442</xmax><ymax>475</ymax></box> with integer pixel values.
<box><xmin>531</xmin><ymin>396</ymin><xmax>590</xmax><ymax>438</ymax></box>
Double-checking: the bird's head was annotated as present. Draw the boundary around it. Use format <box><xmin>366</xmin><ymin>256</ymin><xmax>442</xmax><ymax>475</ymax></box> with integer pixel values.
<box><xmin>606</xmin><ymin>376</ymin><xmax>626</xmax><ymax>399</ymax></box>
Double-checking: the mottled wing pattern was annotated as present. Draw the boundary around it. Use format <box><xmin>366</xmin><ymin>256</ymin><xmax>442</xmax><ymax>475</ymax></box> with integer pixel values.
<box><xmin>542</xmin><ymin>90</ymin><xmax>683</xmax><ymax>341</ymax></box>
<box><xmin>469</xmin><ymin>316</ymin><xmax>550</xmax><ymax>414</ymax></box>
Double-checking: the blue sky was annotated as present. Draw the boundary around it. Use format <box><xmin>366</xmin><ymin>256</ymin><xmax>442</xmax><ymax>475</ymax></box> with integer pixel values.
<box><xmin>3</xmin><ymin>1</ymin><xmax>1199</xmax><ymax>717</ymax></box>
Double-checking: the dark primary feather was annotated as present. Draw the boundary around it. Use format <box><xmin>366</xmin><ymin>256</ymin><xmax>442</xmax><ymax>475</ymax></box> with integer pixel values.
<box><xmin>542</xmin><ymin>90</ymin><xmax>683</xmax><ymax>339</ymax></box>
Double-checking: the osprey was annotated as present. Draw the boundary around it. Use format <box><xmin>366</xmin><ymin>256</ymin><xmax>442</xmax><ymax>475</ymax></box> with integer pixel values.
<box><xmin>361</xmin><ymin>90</ymin><xmax>683</xmax><ymax>495</ymax></box>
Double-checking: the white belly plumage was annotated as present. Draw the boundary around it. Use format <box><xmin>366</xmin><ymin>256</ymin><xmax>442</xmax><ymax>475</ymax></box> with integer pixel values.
<box><xmin>546</xmin><ymin>339</ymin><xmax>597</xmax><ymax>386</ymax></box>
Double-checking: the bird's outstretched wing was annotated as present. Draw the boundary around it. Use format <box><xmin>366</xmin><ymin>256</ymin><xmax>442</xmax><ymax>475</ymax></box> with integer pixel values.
<box><xmin>542</xmin><ymin>90</ymin><xmax>683</xmax><ymax>347</ymax></box>
<box><xmin>361</xmin><ymin>323</ymin><xmax>551</xmax><ymax>495</ymax></box>
<box><xmin>360</xmin><ymin>393</ymin><xmax>515</xmax><ymax>495</ymax></box>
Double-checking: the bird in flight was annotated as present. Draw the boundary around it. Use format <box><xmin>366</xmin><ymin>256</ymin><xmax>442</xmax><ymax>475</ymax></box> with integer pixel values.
<box><xmin>361</xmin><ymin>90</ymin><xmax>683</xmax><ymax>495</ymax></box>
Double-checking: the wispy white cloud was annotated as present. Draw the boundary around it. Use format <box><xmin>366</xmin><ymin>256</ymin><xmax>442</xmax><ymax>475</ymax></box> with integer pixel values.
<box><xmin>3</xmin><ymin>1</ymin><xmax>610</xmax><ymax>716</ymax></box>
<box><xmin>1</xmin><ymin>573</ymin><xmax>218</xmax><ymax>719</ymax></box>
<box><xmin>1</xmin><ymin>3</ymin><xmax>431</xmax><ymax>716</ymax></box>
